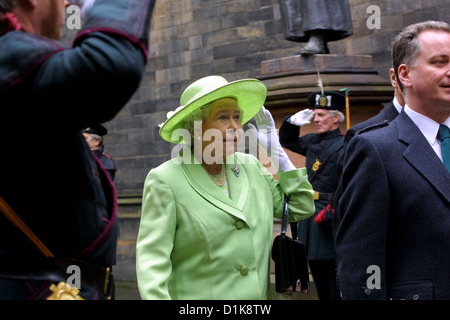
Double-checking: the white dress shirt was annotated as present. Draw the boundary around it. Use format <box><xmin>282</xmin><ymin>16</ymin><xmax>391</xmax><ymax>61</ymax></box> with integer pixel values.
<box><xmin>404</xmin><ymin>105</ymin><xmax>450</xmax><ymax>162</ymax></box>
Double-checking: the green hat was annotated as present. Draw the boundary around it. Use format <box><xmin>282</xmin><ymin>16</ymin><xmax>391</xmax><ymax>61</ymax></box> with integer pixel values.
<box><xmin>159</xmin><ymin>75</ymin><xmax>267</xmax><ymax>143</ymax></box>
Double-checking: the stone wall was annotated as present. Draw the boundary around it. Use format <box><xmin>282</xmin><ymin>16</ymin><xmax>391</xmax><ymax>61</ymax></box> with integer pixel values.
<box><xmin>103</xmin><ymin>0</ymin><xmax>450</xmax><ymax>198</ymax></box>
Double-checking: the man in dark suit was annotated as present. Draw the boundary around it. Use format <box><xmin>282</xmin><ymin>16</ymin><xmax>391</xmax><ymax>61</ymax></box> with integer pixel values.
<box><xmin>334</xmin><ymin>21</ymin><xmax>450</xmax><ymax>300</ymax></box>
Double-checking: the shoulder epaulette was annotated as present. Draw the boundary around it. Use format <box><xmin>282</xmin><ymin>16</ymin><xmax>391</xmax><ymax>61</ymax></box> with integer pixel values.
<box><xmin>102</xmin><ymin>152</ymin><xmax>112</xmax><ymax>159</ymax></box>
<box><xmin>355</xmin><ymin>120</ymin><xmax>389</xmax><ymax>136</ymax></box>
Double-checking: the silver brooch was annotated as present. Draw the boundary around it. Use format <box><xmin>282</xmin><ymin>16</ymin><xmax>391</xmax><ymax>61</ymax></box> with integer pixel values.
<box><xmin>231</xmin><ymin>165</ymin><xmax>240</xmax><ymax>177</ymax></box>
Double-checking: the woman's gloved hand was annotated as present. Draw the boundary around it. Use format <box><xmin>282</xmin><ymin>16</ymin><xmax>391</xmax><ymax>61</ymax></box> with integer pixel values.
<box><xmin>289</xmin><ymin>109</ymin><xmax>314</xmax><ymax>126</ymax></box>
<box><xmin>248</xmin><ymin>106</ymin><xmax>296</xmax><ymax>173</ymax></box>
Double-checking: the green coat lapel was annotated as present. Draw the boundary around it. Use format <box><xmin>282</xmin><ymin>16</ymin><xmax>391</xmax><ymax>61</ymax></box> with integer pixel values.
<box><xmin>225</xmin><ymin>154</ymin><xmax>249</xmax><ymax>211</ymax></box>
<box><xmin>179</xmin><ymin>153</ymin><xmax>249</xmax><ymax>222</ymax></box>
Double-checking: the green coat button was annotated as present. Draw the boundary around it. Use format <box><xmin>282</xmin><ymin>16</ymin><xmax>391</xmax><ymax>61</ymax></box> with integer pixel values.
<box><xmin>240</xmin><ymin>265</ymin><xmax>249</xmax><ymax>275</ymax></box>
<box><xmin>235</xmin><ymin>220</ymin><xmax>245</xmax><ymax>229</ymax></box>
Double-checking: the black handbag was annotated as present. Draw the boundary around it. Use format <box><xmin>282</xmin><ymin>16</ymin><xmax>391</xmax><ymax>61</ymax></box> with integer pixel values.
<box><xmin>271</xmin><ymin>195</ymin><xmax>310</xmax><ymax>294</ymax></box>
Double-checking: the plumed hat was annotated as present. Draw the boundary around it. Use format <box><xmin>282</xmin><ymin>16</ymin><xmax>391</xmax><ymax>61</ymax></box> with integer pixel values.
<box><xmin>307</xmin><ymin>90</ymin><xmax>346</xmax><ymax>111</ymax></box>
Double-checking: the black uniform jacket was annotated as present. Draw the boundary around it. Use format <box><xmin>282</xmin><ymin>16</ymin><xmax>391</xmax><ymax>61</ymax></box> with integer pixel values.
<box><xmin>279</xmin><ymin>118</ymin><xmax>344</xmax><ymax>260</ymax></box>
<box><xmin>0</xmin><ymin>0</ymin><xmax>155</xmax><ymax>299</ymax></box>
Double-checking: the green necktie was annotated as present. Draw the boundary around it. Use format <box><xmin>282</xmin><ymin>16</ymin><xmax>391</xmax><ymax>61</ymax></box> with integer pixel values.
<box><xmin>439</xmin><ymin>124</ymin><xmax>450</xmax><ymax>172</ymax></box>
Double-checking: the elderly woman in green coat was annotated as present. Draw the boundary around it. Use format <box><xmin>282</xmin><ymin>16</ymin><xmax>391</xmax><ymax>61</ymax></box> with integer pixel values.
<box><xmin>136</xmin><ymin>75</ymin><xmax>315</xmax><ymax>300</ymax></box>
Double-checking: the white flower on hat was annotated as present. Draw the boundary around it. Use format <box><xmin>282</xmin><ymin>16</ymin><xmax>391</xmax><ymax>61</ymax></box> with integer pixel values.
<box><xmin>167</xmin><ymin>106</ymin><xmax>183</xmax><ymax>119</ymax></box>
<box><xmin>158</xmin><ymin>106</ymin><xmax>184</xmax><ymax>128</ymax></box>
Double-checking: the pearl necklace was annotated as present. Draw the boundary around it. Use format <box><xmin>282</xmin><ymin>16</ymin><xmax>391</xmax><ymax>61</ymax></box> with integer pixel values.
<box><xmin>202</xmin><ymin>164</ymin><xmax>226</xmax><ymax>187</ymax></box>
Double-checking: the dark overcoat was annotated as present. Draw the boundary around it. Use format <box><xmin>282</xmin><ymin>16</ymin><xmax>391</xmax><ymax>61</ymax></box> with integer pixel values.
<box><xmin>334</xmin><ymin>110</ymin><xmax>450</xmax><ymax>300</ymax></box>
<box><xmin>334</xmin><ymin>100</ymin><xmax>400</xmax><ymax>199</ymax></box>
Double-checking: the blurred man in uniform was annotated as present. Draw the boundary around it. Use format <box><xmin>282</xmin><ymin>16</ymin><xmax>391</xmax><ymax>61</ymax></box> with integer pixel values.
<box><xmin>82</xmin><ymin>125</ymin><xmax>117</xmax><ymax>181</ymax></box>
<box><xmin>0</xmin><ymin>0</ymin><xmax>155</xmax><ymax>299</ymax></box>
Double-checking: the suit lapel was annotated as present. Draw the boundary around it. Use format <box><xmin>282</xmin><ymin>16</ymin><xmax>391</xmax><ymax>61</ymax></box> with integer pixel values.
<box><xmin>397</xmin><ymin>112</ymin><xmax>450</xmax><ymax>204</ymax></box>
<box><xmin>179</xmin><ymin>153</ymin><xmax>248</xmax><ymax>221</ymax></box>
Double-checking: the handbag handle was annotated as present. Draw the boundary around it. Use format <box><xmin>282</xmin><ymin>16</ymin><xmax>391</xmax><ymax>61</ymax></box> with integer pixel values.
<box><xmin>281</xmin><ymin>195</ymin><xmax>299</xmax><ymax>239</ymax></box>
<box><xmin>280</xmin><ymin>195</ymin><xmax>289</xmax><ymax>236</ymax></box>
<box><xmin>0</xmin><ymin>196</ymin><xmax>54</xmax><ymax>258</ymax></box>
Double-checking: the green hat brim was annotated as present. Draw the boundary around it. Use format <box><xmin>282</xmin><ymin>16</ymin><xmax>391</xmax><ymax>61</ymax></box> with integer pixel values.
<box><xmin>159</xmin><ymin>79</ymin><xmax>267</xmax><ymax>143</ymax></box>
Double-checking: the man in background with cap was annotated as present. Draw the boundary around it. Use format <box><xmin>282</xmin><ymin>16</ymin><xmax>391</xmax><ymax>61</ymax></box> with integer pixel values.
<box><xmin>82</xmin><ymin>125</ymin><xmax>117</xmax><ymax>182</ymax></box>
<box><xmin>279</xmin><ymin>90</ymin><xmax>346</xmax><ymax>300</ymax></box>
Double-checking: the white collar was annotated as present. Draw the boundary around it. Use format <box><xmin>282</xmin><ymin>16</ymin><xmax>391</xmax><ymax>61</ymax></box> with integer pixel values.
<box><xmin>392</xmin><ymin>97</ymin><xmax>403</xmax><ymax>114</ymax></box>
<box><xmin>403</xmin><ymin>105</ymin><xmax>442</xmax><ymax>146</ymax></box>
